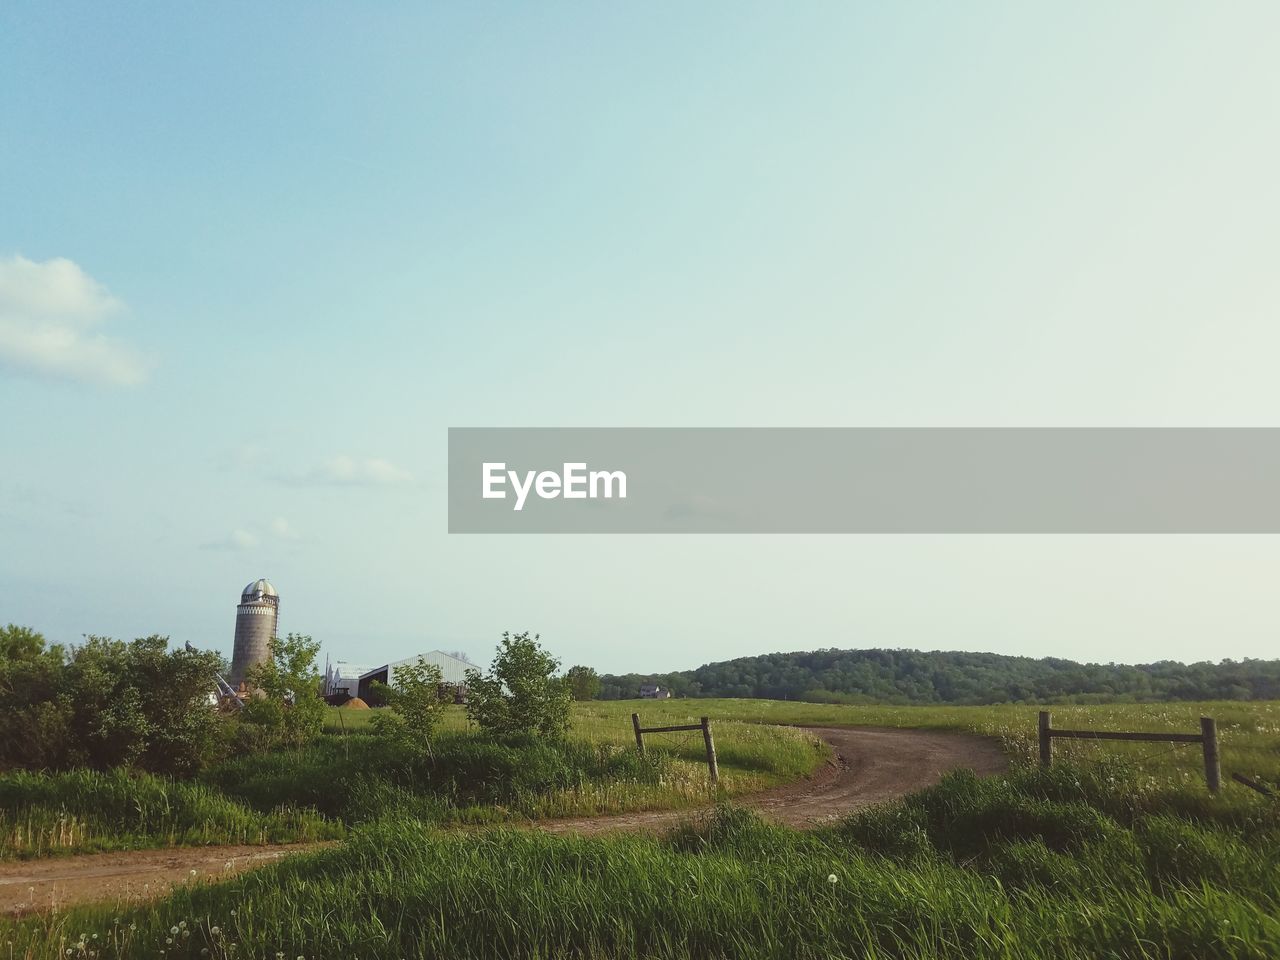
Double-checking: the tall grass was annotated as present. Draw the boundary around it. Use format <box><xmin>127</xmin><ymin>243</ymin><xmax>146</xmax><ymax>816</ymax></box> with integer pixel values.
<box><xmin>4</xmin><ymin>762</ymin><xmax>1277</xmax><ymax>958</ymax></box>
<box><xmin>319</xmin><ymin>707</ymin><xmax>828</xmax><ymax>818</ymax></box>
<box><xmin>205</xmin><ymin>724</ymin><xmax>826</xmax><ymax>824</ymax></box>
<box><xmin>0</xmin><ymin>769</ymin><xmax>342</xmax><ymax>859</ymax></box>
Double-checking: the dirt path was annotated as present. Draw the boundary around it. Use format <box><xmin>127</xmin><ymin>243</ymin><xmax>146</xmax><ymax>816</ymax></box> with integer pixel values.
<box><xmin>537</xmin><ymin>726</ymin><xmax>1007</xmax><ymax>834</ymax></box>
<box><xmin>0</xmin><ymin>726</ymin><xmax>1006</xmax><ymax>916</ymax></box>
<box><xmin>0</xmin><ymin>843</ymin><xmax>335</xmax><ymax>918</ymax></box>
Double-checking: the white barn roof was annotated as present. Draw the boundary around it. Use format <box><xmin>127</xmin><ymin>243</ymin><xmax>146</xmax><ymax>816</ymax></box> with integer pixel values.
<box><xmin>360</xmin><ymin>650</ymin><xmax>473</xmax><ymax>686</ymax></box>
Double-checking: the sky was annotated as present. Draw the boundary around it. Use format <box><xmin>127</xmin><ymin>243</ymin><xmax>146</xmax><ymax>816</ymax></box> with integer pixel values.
<box><xmin>2</xmin><ymin>2</ymin><xmax>1279</xmax><ymax>674</ymax></box>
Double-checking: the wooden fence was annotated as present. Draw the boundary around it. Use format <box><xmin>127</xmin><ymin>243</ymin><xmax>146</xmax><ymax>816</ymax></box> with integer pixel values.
<box><xmin>632</xmin><ymin>713</ymin><xmax>719</xmax><ymax>785</ymax></box>
<box><xmin>1038</xmin><ymin>710</ymin><xmax>1220</xmax><ymax>793</ymax></box>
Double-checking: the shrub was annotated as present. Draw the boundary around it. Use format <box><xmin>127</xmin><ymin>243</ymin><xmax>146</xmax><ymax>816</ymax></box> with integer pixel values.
<box><xmin>238</xmin><ymin>634</ymin><xmax>326</xmax><ymax>750</ymax></box>
<box><xmin>370</xmin><ymin>657</ymin><xmax>447</xmax><ymax>756</ymax></box>
<box><xmin>465</xmin><ymin>632</ymin><xmax>572</xmax><ymax>741</ymax></box>
<box><xmin>0</xmin><ymin>634</ymin><xmax>228</xmax><ymax>776</ymax></box>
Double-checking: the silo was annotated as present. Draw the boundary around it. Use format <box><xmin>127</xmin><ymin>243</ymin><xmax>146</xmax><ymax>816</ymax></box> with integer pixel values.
<box><xmin>230</xmin><ymin>578</ymin><xmax>279</xmax><ymax>686</ymax></box>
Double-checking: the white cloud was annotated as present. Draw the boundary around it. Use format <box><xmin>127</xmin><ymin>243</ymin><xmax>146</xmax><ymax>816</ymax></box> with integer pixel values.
<box><xmin>270</xmin><ymin>517</ymin><xmax>299</xmax><ymax>539</ymax></box>
<box><xmin>200</xmin><ymin>528</ymin><xmax>259</xmax><ymax>551</ymax></box>
<box><xmin>0</xmin><ymin>254</ymin><xmax>148</xmax><ymax>386</ymax></box>
<box><xmin>294</xmin><ymin>455</ymin><xmax>412</xmax><ymax>486</ymax></box>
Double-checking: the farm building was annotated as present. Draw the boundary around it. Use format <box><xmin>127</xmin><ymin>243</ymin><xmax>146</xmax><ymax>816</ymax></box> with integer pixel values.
<box><xmin>323</xmin><ymin>659</ymin><xmax>372</xmax><ymax>699</ymax></box>
<box><xmin>229</xmin><ymin>578</ymin><xmax>279</xmax><ymax>686</ymax></box>
<box><xmin>357</xmin><ymin>650</ymin><xmax>473</xmax><ymax>702</ymax></box>
<box><xmin>639</xmin><ymin>684</ymin><xmax>672</xmax><ymax>699</ymax></box>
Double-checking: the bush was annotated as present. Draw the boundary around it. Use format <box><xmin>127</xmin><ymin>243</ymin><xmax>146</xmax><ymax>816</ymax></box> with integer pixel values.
<box><xmin>237</xmin><ymin>634</ymin><xmax>326</xmax><ymax>751</ymax></box>
<box><xmin>370</xmin><ymin>657</ymin><xmax>447</xmax><ymax>756</ymax></box>
<box><xmin>465</xmin><ymin>632</ymin><xmax>572</xmax><ymax>741</ymax></box>
<box><xmin>0</xmin><ymin>633</ymin><xmax>228</xmax><ymax>776</ymax></box>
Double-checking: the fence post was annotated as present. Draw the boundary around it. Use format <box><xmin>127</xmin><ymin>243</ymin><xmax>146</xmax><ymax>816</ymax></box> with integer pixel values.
<box><xmin>701</xmin><ymin>716</ymin><xmax>719</xmax><ymax>786</ymax></box>
<box><xmin>1201</xmin><ymin>717</ymin><xmax>1220</xmax><ymax>794</ymax></box>
<box><xmin>632</xmin><ymin>713</ymin><xmax>645</xmax><ymax>755</ymax></box>
<box><xmin>1038</xmin><ymin>710</ymin><xmax>1052</xmax><ymax>768</ymax></box>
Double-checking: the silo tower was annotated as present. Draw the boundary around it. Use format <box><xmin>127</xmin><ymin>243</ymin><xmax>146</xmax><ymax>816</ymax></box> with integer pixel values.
<box><xmin>230</xmin><ymin>578</ymin><xmax>279</xmax><ymax>686</ymax></box>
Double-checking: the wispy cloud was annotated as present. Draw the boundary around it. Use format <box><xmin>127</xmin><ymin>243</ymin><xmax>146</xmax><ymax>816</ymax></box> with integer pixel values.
<box><xmin>201</xmin><ymin>516</ymin><xmax>300</xmax><ymax>551</ymax></box>
<box><xmin>289</xmin><ymin>455</ymin><xmax>412</xmax><ymax>487</ymax></box>
<box><xmin>0</xmin><ymin>254</ymin><xmax>149</xmax><ymax>386</ymax></box>
<box><xmin>269</xmin><ymin>516</ymin><xmax>299</xmax><ymax>540</ymax></box>
<box><xmin>199</xmin><ymin>528</ymin><xmax>260</xmax><ymax>552</ymax></box>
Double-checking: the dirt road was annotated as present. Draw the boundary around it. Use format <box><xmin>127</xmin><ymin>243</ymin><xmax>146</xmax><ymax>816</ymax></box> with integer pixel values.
<box><xmin>0</xmin><ymin>843</ymin><xmax>333</xmax><ymax>918</ymax></box>
<box><xmin>0</xmin><ymin>726</ymin><xmax>1005</xmax><ymax>916</ymax></box>
<box><xmin>538</xmin><ymin>726</ymin><xmax>1006</xmax><ymax>834</ymax></box>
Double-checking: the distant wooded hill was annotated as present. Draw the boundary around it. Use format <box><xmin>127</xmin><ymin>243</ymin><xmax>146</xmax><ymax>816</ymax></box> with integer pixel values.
<box><xmin>596</xmin><ymin>648</ymin><xmax>1280</xmax><ymax>705</ymax></box>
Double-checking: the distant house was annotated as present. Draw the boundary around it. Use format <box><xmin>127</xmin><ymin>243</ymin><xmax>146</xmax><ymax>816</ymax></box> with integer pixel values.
<box><xmin>358</xmin><ymin>650</ymin><xmax>473</xmax><ymax>703</ymax></box>
<box><xmin>639</xmin><ymin>684</ymin><xmax>671</xmax><ymax>699</ymax></box>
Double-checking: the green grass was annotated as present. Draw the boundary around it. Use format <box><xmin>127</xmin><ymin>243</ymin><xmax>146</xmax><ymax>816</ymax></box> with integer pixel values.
<box><xmin>0</xmin><ymin>769</ymin><xmax>342</xmax><ymax>860</ymax></box>
<box><xmin>321</xmin><ymin>704</ymin><xmax>829</xmax><ymax>817</ymax></box>
<box><xmin>590</xmin><ymin>698</ymin><xmax>1280</xmax><ymax>801</ymax></box>
<box><xmin>2</xmin><ymin>700</ymin><xmax>1278</xmax><ymax>957</ymax></box>
<box><xmin>3</xmin><ymin>762</ymin><xmax>1277</xmax><ymax>959</ymax></box>
<box><xmin>212</xmin><ymin>720</ymin><xmax>826</xmax><ymax>824</ymax></box>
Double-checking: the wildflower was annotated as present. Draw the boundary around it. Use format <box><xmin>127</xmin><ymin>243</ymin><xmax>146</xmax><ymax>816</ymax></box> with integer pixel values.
<box><xmin>170</xmin><ymin>927</ymin><xmax>179</xmax><ymax>936</ymax></box>
<box><xmin>827</xmin><ymin>874</ymin><xmax>838</xmax><ymax>884</ymax></box>
<box><xmin>211</xmin><ymin>927</ymin><xmax>222</xmax><ymax>936</ymax></box>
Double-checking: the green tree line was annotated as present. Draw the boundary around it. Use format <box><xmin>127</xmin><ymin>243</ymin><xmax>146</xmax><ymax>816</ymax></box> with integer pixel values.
<box><xmin>597</xmin><ymin>648</ymin><xmax>1280</xmax><ymax>704</ymax></box>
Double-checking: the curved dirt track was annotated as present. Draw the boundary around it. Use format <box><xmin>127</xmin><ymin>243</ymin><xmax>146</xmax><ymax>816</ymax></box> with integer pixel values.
<box><xmin>0</xmin><ymin>726</ymin><xmax>1006</xmax><ymax>916</ymax></box>
<box><xmin>538</xmin><ymin>726</ymin><xmax>1007</xmax><ymax>835</ymax></box>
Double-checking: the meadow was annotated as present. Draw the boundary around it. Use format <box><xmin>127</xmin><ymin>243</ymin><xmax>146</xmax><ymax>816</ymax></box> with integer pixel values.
<box><xmin>1</xmin><ymin>698</ymin><xmax>1277</xmax><ymax>958</ymax></box>
<box><xmin>592</xmin><ymin>698</ymin><xmax>1280</xmax><ymax>800</ymax></box>
<box><xmin>2</xmin><ymin>760</ymin><xmax>1277</xmax><ymax>959</ymax></box>
<box><xmin>0</xmin><ymin>703</ymin><xmax>825</xmax><ymax>858</ymax></box>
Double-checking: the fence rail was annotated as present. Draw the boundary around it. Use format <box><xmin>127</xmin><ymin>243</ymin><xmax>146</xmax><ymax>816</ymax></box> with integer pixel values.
<box><xmin>1038</xmin><ymin>710</ymin><xmax>1220</xmax><ymax>793</ymax></box>
<box><xmin>632</xmin><ymin>713</ymin><xmax>719</xmax><ymax>785</ymax></box>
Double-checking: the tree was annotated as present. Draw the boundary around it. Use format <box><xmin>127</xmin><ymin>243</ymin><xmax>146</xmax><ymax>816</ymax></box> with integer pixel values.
<box><xmin>464</xmin><ymin>632</ymin><xmax>571</xmax><ymax>740</ymax></box>
<box><xmin>372</xmin><ymin>656</ymin><xmax>447</xmax><ymax>755</ymax></box>
<box><xmin>243</xmin><ymin>633</ymin><xmax>325</xmax><ymax>749</ymax></box>
<box><xmin>565</xmin><ymin>665</ymin><xmax>601</xmax><ymax>701</ymax></box>
<box><xmin>0</xmin><ymin>633</ymin><xmax>226</xmax><ymax>775</ymax></box>
<box><xmin>1</xmin><ymin>624</ymin><xmax>46</xmax><ymax>661</ymax></box>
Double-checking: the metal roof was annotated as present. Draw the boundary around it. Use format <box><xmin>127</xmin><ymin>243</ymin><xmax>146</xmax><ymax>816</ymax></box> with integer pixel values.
<box><xmin>241</xmin><ymin>578</ymin><xmax>278</xmax><ymax>602</ymax></box>
<box><xmin>359</xmin><ymin>650</ymin><xmax>474</xmax><ymax>685</ymax></box>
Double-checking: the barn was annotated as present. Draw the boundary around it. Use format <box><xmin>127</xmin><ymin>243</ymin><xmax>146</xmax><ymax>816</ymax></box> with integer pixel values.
<box><xmin>323</xmin><ymin>660</ymin><xmax>372</xmax><ymax>699</ymax></box>
<box><xmin>357</xmin><ymin>650</ymin><xmax>473</xmax><ymax>702</ymax></box>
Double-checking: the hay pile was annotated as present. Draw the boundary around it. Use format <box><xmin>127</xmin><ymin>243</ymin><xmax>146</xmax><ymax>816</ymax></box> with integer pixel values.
<box><xmin>341</xmin><ymin>697</ymin><xmax>370</xmax><ymax>709</ymax></box>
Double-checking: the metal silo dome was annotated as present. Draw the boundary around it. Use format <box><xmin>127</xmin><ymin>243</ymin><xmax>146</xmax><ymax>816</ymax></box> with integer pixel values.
<box><xmin>241</xmin><ymin>578</ymin><xmax>278</xmax><ymax>602</ymax></box>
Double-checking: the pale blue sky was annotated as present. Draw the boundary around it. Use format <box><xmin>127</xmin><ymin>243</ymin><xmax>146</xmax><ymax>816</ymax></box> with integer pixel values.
<box><xmin>3</xmin><ymin>2</ymin><xmax>1279</xmax><ymax>673</ymax></box>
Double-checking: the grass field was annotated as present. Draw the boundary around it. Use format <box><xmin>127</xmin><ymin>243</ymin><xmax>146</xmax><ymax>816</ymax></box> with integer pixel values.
<box><xmin>324</xmin><ymin>703</ymin><xmax>829</xmax><ymax>813</ymax></box>
<box><xmin>2</xmin><ymin>699</ymin><xmax>1277</xmax><ymax>958</ymax></box>
<box><xmin>3</xmin><ymin>759</ymin><xmax>1278</xmax><ymax>958</ymax></box>
<box><xmin>583</xmin><ymin>698</ymin><xmax>1280</xmax><ymax>801</ymax></box>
